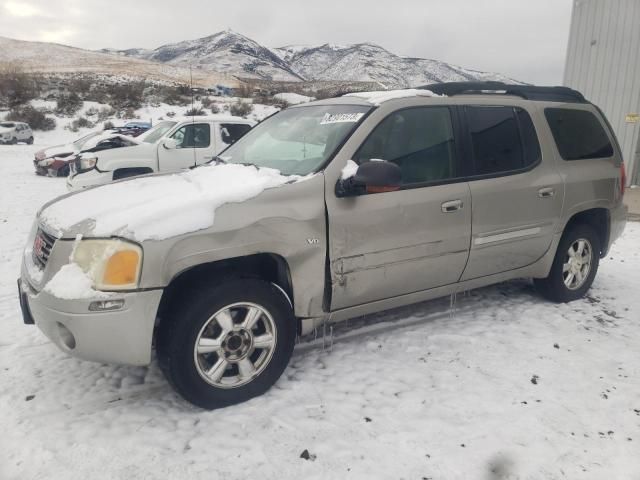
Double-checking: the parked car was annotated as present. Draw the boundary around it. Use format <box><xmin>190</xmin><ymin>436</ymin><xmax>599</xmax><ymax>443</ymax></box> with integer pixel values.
<box><xmin>19</xmin><ymin>82</ymin><xmax>627</xmax><ymax>409</ymax></box>
<box><xmin>66</xmin><ymin>116</ymin><xmax>253</xmax><ymax>189</ymax></box>
<box><xmin>34</xmin><ymin>131</ymin><xmax>138</xmax><ymax>177</ymax></box>
<box><xmin>0</xmin><ymin>121</ymin><xmax>33</xmax><ymax>144</ymax></box>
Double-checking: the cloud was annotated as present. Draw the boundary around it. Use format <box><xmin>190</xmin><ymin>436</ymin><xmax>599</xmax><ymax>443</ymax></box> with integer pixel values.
<box><xmin>3</xmin><ymin>1</ymin><xmax>42</xmax><ymax>17</ymax></box>
<box><xmin>0</xmin><ymin>0</ymin><xmax>574</xmax><ymax>84</ymax></box>
<box><xmin>39</xmin><ymin>28</ymin><xmax>78</xmax><ymax>44</ymax></box>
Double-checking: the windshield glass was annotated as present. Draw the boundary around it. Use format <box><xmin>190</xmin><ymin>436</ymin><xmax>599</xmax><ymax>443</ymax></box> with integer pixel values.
<box><xmin>141</xmin><ymin>121</ymin><xmax>177</xmax><ymax>144</ymax></box>
<box><xmin>0</xmin><ymin>122</ymin><xmax>15</xmax><ymax>128</ymax></box>
<box><xmin>220</xmin><ymin>105</ymin><xmax>371</xmax><ymax>175</ymax></box>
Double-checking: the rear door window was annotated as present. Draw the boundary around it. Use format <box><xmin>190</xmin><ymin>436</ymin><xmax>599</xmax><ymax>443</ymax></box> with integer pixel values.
<box><xmin>354</xmin><ymin>106</ymin><xmax>458</xmax><ymax>186</ymax></box>
<box><xmin>544</xmin><ymin>108</ymin><xmax>613</xmax><ymax>160</ymax></box>
<box><xmin>465</xmin><ymin>106</ymin><xmax>540</xmax><ymax>176</ymax></box>
<box><xmin>220</xmin><ymin>123</ymin><xmax>251</xmax><ymax>145</ymax></box>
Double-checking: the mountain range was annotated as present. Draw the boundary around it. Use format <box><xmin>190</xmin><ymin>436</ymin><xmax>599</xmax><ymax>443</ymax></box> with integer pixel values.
<box><xmin>101</xmin><ymin>30</ymin><xmax>519</xmax><ymax>88</ymax></box>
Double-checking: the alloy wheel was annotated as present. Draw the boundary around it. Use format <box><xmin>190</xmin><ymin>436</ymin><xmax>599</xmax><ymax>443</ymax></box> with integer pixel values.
<box><xmin>193</xmin><ymin>302</ymin><xmax>277</xmax><ymax>389</ymax></box>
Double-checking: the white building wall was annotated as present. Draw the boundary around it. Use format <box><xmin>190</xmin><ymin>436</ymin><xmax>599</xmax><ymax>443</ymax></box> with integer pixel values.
<box><xmin>564</xmin><ymin>0</ymin><xmax>640</xmax><ymax>184</ymax></box>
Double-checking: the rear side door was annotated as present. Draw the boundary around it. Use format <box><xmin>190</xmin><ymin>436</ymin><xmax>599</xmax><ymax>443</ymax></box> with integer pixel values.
<box><xmin>218</xmin><ymin>123</ymin><xmax>252</xmax><ymax>152</ymax></box>
<box><xmin>326</xmin><ymin>105</ymin><xmax>472</xmax><ymax>310</ymax></box>
<box><xmin>157</xmin><ymin>122</ymin><xmax>215</xmax><ymax>171</ymax></box>
<box><xmin>460</xmin><ymin>105</ymin><xmax>563</xmax><ymax>280</ymax></box>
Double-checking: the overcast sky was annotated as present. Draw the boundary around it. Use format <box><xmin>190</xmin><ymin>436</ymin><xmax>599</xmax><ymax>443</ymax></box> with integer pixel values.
<box><xmin>0</xmin><ymin>0</ymin><xmax>574</xmax><ymax>85</ymax></box>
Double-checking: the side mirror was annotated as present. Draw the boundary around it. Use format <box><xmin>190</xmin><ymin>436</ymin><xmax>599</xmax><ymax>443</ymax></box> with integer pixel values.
<box><xmin>336</xmin><ymin>160</ymin><xmax>402</xmax><ymax>197</ymax></box>
<box><xmin>163</xmin><ymin>138</ymin><xmax>178</xmax><ymax>150</ymax></box>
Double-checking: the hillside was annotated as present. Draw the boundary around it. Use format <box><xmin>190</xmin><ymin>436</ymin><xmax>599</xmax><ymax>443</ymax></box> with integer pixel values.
<box><xmin>103</xmin><ymin>30</ymin><xmax>520</xmax><ymax>87</ymax></box>
<box><xmin>0</xmin><ymin>36</ymin><xmax>238</xmax><ymax>87</ymax></box>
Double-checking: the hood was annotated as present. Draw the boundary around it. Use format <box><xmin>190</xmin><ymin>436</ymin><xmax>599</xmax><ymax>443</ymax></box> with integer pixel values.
<box><xmin>37</xmin><ymin>143</ymin><xmax>76</xmax><ymax>160</ymax></box>
<box><xmin>80</xmin><ymin>132</ymin><xmax>141</xmax><ymax>152</ymax></box>
<box><xmin>39</xmin><ymin>164</ymin><xmax>301</xmax><ymax>241</ymax></box>
<box><xmin>0</xmin><ymin>127</ymin><xmax>14</xmax><ymax>134</ymax></box>
<box><xmin>86</xmin><ymin>139</ymin><xmax>154</xmax><ymax>159</ymax></box>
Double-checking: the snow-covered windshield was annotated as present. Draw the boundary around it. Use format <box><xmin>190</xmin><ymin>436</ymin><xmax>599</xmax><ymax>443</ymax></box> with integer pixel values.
<box><xmin>0</xmin><ymin>122</ymin><xmax>15</xmax><ymax>128</ymax></box>
<box><xmin>140</xmin><ymin>121</ymin><xmax>177</xmax><ymax>144</ymax></box>
<box><xmin>220</xmin><ymin>105</ymin><xmax>371</xmax><ymax>175</ymax></box>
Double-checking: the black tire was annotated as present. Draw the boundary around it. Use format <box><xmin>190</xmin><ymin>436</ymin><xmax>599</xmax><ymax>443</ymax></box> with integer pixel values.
<box><xmin>9</xmin><ymin>137</ymin><xmax>17</xmax><ymax>145</ymax></box>
<box><xmin>27</xmin><ymin>136</ymin><xmax>34</xmax><ymax>145</ymax></box>
<box><xmin>156</xmin><ymin>278</ymin><xmax>296</xmax><ymax>409</ymax></box>
<box><xmin>534</xmin><ymin>223</ymin><xmax>600</xmax><ymax>303</ymax></box>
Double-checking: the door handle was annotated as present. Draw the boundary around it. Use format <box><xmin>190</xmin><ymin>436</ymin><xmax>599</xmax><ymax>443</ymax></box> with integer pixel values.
<box><xmin>203</xmin><ymin>155</ymin><xmax>213</xmax><ymax>160</ymax></box>
<box><xmin>441</xmin><ymin>199</ymin><xmax>463</xmax><ymax>213</ymax></box>
<box><xmin>538</xmin><ymin>187</ymin><xmax>555</xmax><ymax>198</ymax></box>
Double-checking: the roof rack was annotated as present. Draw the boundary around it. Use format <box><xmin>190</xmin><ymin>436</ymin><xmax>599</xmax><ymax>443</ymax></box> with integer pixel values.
<box><xmin>417</xmin><ymin>81</ymin><xmax>588</xmax><ymax>104</ymax></box>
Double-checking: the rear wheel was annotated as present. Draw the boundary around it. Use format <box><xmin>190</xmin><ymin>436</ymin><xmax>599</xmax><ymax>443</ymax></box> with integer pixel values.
<box><xmin>156</xmin><ymin>278</ymin><xmax>296</xmax><ymax>409</ymax></box>
<box><xmin>534</xmin><ymin>224</ymin><xmax>600</xmax><ymax>302</ymax></box>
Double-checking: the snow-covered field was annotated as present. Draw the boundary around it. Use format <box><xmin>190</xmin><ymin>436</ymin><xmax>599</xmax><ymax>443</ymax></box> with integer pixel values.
<box><xmin>0</xmin><ymin>128</ymin><xmax>639</xmax><ymax>479</ymax></box>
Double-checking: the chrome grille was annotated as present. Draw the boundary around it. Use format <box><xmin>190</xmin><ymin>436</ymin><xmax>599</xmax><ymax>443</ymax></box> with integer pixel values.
<box><xmin>32</xmin><ymin>229</ymin><xmax>56</xmax><ymax>270</ymax></box>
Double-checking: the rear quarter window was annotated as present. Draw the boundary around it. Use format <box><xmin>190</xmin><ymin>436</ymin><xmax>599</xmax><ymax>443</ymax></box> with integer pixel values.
<box><xmin>544</xmin><ymin>108</ymin><xmax>613</xmax><ymax>160</ymax></box>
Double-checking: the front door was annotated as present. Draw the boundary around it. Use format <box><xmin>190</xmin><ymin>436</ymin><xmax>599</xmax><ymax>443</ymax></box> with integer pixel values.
<box><xmin>158</xmin><ymin>122</ymin><xmax>215</xmax><ymax>171</ymax></box>
<box><xmin>326</xmin><ymin>106</ymin><xmax>472</xmax><ymax>310</ymax></box>
<box><xmin>460</xmin><ymin>105</ymin><xmax>564</xmax><ymax>280</ymax></box>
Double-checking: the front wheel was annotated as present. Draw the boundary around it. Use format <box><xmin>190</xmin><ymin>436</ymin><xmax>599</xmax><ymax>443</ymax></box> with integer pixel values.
<box><xmin>9</xmin><ymin>137</ymin><xmax>17</xmax><ymax>145</ymax></box>
<box><xmin>534</xmin><ymin>224</ymin><xmax>600</xmax><ymax>302</ymax></box>
<box><xmin>157</xmin><ymin>278</ymin><xmax>296</xmax><ymax>409</ymax></box>
<box><xmin>27</xmin><ymin>136</ymin><xmax>34</xmax><ymax>145</ymax></box>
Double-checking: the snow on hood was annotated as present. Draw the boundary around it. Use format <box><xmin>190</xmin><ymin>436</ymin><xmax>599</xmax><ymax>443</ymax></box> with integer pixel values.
<box><xmin>344</xmin><ymin>89</ymin><xmax>441</xmax><ymax>106</ymax></box>
<box><xmin>0</xmin><ymin>127</ymin><xmax>15</xmax><ymax>134</ymax></box>
<box><xmin>38</xmin><ymin>143</ymin><xmax>76</xmax><ymax>159</ymax></box>
<box><xmin>80</xmin><ymin>132</ymin><xmax>140</xmax><ymax>151</ymax></box>
<box><xmin>40</xmin><ymin>164</ymin><xmax>296</xmax><ymax>241</ymax></box>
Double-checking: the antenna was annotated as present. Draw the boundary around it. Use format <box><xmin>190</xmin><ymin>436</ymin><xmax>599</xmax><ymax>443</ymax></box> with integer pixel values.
<box><xmin>190</xmin><ymin>66</ymin><xmax>196</xmax><ymax>168</ymax></box>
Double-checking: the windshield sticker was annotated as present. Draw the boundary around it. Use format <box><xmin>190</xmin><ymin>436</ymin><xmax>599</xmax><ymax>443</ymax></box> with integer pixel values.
<box><xmin>320</xmin><ymin>112</ymin><xmax>365</xmax><ymax>125</ymax></box>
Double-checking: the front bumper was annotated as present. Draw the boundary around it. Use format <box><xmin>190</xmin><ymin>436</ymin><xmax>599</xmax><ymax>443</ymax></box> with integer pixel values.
<box><xmin>66</xmin><ymin>169</ymin><xmax>113</xmax><ymax>191</ymax></box>
<box><xmin>19</xmin><ymin>277</ymin><xmax>162</xmax><ymax>366</ymax></box>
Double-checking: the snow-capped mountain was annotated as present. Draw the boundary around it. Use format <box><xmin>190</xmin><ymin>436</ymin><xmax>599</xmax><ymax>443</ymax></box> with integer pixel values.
<box><xmin>275</xmin><ymin>42</ymin><xmax>518</xmax><ymax>87</ymax></box>
<box><xmin>104</xmin><ymin>30</ymin><xmax>303</xmax><ymax>82</ymax></box>
<box><xmin>106</xmin><ymin>30</ymin><xmax>519</xmax><ymax>87</ymax></box>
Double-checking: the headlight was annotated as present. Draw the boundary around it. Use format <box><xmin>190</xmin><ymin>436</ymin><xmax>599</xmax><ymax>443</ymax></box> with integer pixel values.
<box><xmin>78</xmin><ymin>155</ymin><xmax>97</xmax><ymax>172</ymax></box>
<box><xmin>72</xmin><ymin>239</ymin><xmax>142</xmax><ymax>291</ymax></box>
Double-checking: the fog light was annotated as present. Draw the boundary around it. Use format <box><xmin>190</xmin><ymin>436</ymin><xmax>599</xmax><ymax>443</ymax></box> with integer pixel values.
<box><xmin>89</xmin><ymin>299</ymin><xmax>125</xmax><ymax>312</ymax></box>
<box><xmin>56</xmin><ymin>322</ymin><xmax>76</xmax><ymax>350</ymax></box>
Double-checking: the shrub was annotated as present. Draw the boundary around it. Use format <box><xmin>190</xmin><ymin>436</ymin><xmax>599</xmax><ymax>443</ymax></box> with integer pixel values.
<box><xmin>107</xmin><ymin>82</ymin><xmax>145</xmax><ymax>111</ymax></box>
<box><xmin>56</xmin><ymin>92</ymin><xmax>83</xmax><ymax>116</ymax></box>
<box><xmin>229</xmin><ymin>100</ymin><xmax>253</xmax><ymax>118</ymax></box>
<box><xmin>185</xmin><ymin>107</ymin><xmax>205</xmax><ymax>116</ymax></box>
<box><xmin>6</xmin><ymin>106</ymin><xmax>56</xmax><ymax>131</ymax></box>
<box><xmin>166</xmin><ymin>111</ymin><xmax>176</xmax><ymax>118</ymax></box>
<box><xmin>67</xmin><ymin>116</ymin><xmax>95</xmax><ymax>132</ymax></box>
<box><xmin>97</xmin><ymin>106</ymin><xmax>115</xmax><ymax>121</ymax></box>
<box><xmin>103</xmin><ymin>120</ymin><xmax>115</xmax><ymax>130</ymax></box>
<box><xmin>0</xmin><ymin>65</ymin><xmax>38</xmax><ymax>108</ymax></box>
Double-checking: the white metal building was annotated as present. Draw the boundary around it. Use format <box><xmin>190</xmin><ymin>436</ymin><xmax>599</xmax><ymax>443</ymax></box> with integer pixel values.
<box><xmin>563</xmin><ymin>0</ymin><xmax>640</xmax><ymax>185</ymax></box>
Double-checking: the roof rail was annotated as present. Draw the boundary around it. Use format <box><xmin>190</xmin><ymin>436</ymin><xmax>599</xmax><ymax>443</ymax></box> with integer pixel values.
<box><xmin>417</xmin><ymin>81</ymin><xmax>588</xmax><ymax>104</ymax></box>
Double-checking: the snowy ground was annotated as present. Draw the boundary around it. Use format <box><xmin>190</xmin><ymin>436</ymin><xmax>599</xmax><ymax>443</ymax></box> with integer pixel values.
<box><xmin>1</xmin><ymin>129</ymin><xmax>639</xmax><ymax>480</ymax></box>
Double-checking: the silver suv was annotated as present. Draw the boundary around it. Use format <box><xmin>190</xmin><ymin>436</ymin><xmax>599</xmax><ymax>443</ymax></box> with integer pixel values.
<box><xmin>18</xmin><ymin>82</ymin><xmax>627</xmax><ymax>409</ymax></box>
<box><xmin>0</xmin><ymin>121</ymin><xmax>33</xmax><ymax>144</ymax></box>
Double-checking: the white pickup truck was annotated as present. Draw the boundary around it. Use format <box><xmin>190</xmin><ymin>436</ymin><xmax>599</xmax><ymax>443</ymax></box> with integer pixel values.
<box><xmin>67</xmin><ymin>116</ymin><xmax>254</xmax><ymax>190</ymax></box>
